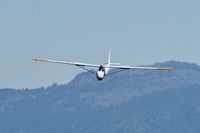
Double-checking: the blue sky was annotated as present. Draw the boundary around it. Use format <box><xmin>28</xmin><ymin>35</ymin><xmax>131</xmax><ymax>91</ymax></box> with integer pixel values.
<box><xmin>0</xmin><ymin>0</ymin><xmax>200</xmax><ymax>88</ymax></box>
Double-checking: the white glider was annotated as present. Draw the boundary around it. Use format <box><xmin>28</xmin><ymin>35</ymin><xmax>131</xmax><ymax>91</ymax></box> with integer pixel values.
<box><xmin>32</xmin><ymin>51</ymin><xmax>173</xmax><ymax>80</ymax></box>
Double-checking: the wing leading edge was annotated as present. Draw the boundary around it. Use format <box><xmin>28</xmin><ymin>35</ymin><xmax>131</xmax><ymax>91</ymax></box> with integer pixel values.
<box><xmin>32</xmin><ymin>58</ymin><xmax>100</xmax><ymax>67</ymax></box>
<box><xmin>106</xmin><ymin>65</ymin><xmax>173</xmax><ymax>70</ymax></box>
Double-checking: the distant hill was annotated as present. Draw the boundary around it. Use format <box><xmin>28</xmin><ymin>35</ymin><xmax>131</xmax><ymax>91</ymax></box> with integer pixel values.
<box><xmin>1</xmin><ymin>61</ymin><xmax>200</xmax><ymax>133</ymax></box>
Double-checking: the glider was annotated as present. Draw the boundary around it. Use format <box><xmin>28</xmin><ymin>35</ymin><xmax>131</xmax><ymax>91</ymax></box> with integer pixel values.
<box><xmin>32</xmin><ymin>51</ymin><xmax>173</xmax><ymax>80</ymax></box>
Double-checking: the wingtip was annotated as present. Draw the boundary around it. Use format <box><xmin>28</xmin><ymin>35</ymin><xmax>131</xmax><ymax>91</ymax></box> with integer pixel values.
<box><xmin>32</xmin><ymin>58</ymin><xmax>37</xmax><ymax>61</ymax></box>
<box><xmin>32</xmin><ymin>58</ymin><xmax>48</xmax><ymax>62</ymax></box>
<box><xmin>158</xmin><ymin>67</ymin><xmax>174</xmax><ymax>70</ymax></box>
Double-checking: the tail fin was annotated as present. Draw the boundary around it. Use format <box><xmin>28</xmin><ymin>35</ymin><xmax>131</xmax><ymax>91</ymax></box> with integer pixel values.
<box><xmin>108</xmin><ymin>50</ymin><xmax>111</xmax><ymax>64</ymax></box>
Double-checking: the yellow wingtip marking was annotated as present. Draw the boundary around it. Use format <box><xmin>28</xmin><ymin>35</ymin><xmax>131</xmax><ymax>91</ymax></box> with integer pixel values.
<box><xmin>32</xmin><ymin>58</ymin><xmax>48</xmax><ymax>62</ymax></box>
<box><xmin>158</xmin><ymin>68</ymin><xmax>174</xmax><ymax>70</ymax></box>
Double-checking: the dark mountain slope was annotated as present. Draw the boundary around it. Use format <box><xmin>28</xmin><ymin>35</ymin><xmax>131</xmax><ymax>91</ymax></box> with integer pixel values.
<box><xmin>0</xmin><ymin>61</ymin><xmax>200</xmax><ymax>133</ymax></box>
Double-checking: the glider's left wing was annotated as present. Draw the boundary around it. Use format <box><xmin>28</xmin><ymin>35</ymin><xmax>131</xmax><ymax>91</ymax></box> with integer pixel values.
<box><xmin>107</xmin><ymin>65</ymin><xmax>173</xmax><ymax>70</ymax></box>
<box><xmin>32</xmin><ymin>58</ymin><xmax>100</xmax><ymax>67</ymax></box>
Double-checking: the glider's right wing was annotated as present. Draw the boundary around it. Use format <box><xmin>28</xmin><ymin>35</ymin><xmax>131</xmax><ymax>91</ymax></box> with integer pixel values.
<box><xmin>32</xmin><ymin>58</ymin><xmax>100</xmax><ymax>67</ymax></box>
<box><xmin>107</xmin><ymin>65</ymin><xmax>173</xmax><ymax>70</ymax></box>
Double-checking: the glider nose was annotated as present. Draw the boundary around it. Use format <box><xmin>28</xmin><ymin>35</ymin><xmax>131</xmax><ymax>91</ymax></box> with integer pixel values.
<box><xmin>96</xmin><ymin>71</ymin><xmax>105</xmax><ymax>80</ymax></box>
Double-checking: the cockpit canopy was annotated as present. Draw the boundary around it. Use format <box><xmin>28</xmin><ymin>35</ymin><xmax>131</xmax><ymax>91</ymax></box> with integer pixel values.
<box><xmin>98</xmin><ymin>65</ymin><xmax>105</xmax><ymax>71</ymax></box>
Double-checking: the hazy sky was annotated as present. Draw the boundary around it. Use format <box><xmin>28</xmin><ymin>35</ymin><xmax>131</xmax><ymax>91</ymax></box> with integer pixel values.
<box><xmin>0</xmin><ymin>0</ymin><xmax>200</xmax><ymax>88</ymax></box>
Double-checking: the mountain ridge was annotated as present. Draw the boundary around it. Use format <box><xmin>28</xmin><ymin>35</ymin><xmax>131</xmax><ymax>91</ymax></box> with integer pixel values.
<box><xmin>1</xmin><ymin>61</ymin><xmax>200</xmax><ymax>133</ymax></box>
